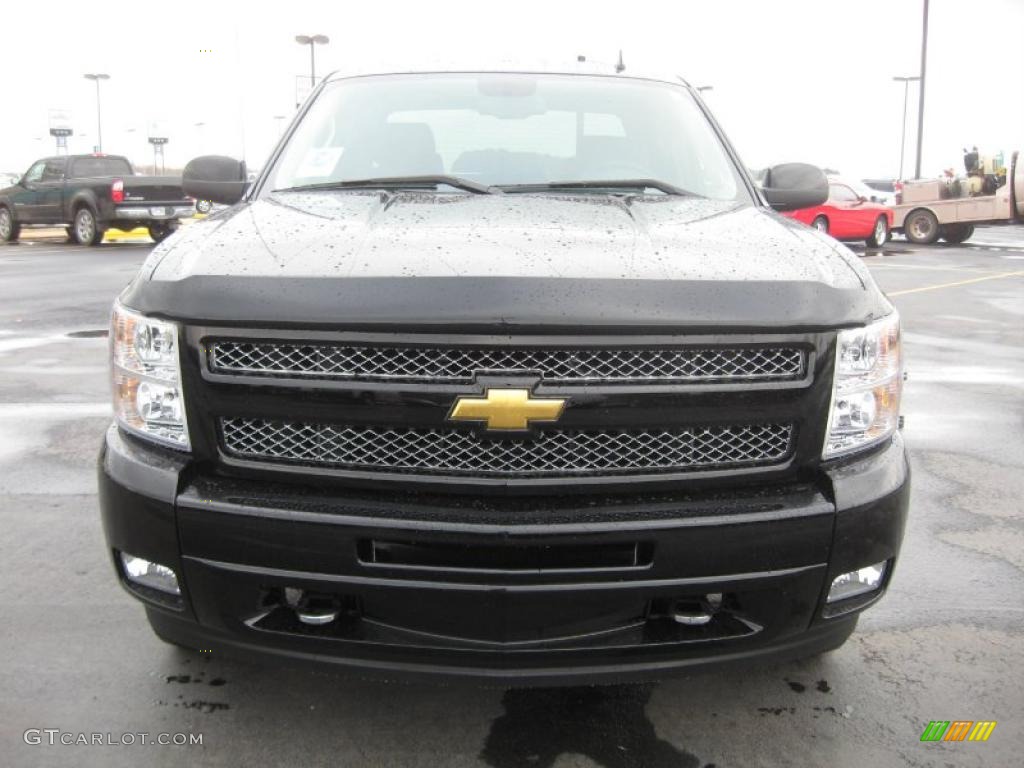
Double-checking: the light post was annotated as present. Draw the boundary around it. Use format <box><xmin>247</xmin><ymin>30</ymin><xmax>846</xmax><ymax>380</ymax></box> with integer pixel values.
<box><xmin>914</xmin><ymin>0</ymin><xmax>930</xmax><ymax>180</ymax></box>
<box><xmin>892</xmin><ymin>76</ymin><xmax>920</xmax><ymax>181</ymax></box>
<box><xmin>294</xmin><ymin>35</ymin><xmax>329</xmax><ymax>90</ymax></box>
<box><xmin>194</xmin><ymin>121</ymin><xmax>206</xmax><ymax>154</ymax></box>
<box><xmin>83</xmin><ymin>73</ymin><xmax>110</xmax><ymax>152</ymax></box>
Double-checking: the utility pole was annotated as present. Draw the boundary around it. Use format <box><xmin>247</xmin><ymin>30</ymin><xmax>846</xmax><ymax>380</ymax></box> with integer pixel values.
<box><xmin>914</xmin><ymin>0</ymin><xmax>929</xmax><ymax>180</ymax></box>
<box><xmin>893</xmin><ymin>76</ymin><xmax>920</xmax><ymax>180</ymax></box>
<box><xmin>83</xmin><ymin>73</ymin><xmax>110</xmax><ymax>152</ymax></box>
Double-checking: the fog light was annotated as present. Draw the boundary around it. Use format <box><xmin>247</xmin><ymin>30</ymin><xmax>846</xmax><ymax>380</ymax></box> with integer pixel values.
<box><xmin>120</xmin><ymin>552</ymin><xmax>180</xmax><ymax>595</ymax></box>
<box><xmin>826</xmin><ymin>561</ymin><xmax>887</xmax><ymax>603</ymax></box>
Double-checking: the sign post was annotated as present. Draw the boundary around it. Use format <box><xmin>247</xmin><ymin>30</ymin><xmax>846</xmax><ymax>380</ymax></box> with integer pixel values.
<box><xmin>148</xmin><ymin>137</ymin><xmax>169</xmax><ymax>175</ymax></box>
<box><xmin>48</xmin><ymin>109</ymin><xmax>73</xmax><ymax>155</ymax></box>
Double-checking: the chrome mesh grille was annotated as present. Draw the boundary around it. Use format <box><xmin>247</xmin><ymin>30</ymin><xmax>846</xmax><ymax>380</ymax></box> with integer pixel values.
<box><xmin>209</xmin><ymin>342</ymin><xmax>804</xmax><ymax>384</ymax></box>
<box><xmin>220</xmin><ymin>418</ymin><xmax>793</xmax><ymax>477</ymax></box>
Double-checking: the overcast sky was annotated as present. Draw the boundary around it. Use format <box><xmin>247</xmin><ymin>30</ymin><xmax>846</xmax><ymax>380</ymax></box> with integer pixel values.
<box><xmin>2</xmin><ymin>0</ymin><xmax>1021</xmax><ymax>180</ymax></box>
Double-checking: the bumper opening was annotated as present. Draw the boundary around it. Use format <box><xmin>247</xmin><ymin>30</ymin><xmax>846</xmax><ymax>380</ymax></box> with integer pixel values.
<box><xmin>248</xmin><ymin>586</ymin><xmax>763</xmax><ymax>648</ymax></box>
<box><xmin>357</xmin><ymin>538</ymin><xmax>654</xmax><ymax>572</ymax></box>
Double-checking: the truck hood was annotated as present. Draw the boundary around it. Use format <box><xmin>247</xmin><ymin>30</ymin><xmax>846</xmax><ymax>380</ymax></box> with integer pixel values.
<box><xmin>126</xmin><ymin>192</ymin><xmax>888</xmax><ymax>332</ymax></box>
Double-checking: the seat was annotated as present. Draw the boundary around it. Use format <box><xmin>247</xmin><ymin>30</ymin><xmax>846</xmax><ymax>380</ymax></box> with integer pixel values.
<box><xmin>334</xmin><ymin>122</ymin><xmax>444</xmax><ymax>179</ymax></box>
<box><xmin>573</xmin><ymin>136</ymin><xmax>647</xmax><ymax>179</ymax></box>
<box><xmin>370</xmin><ymin>123</ymin><xmax>444</xmax><ymax>177</ymax></box>
<box><xmin>452</xmin><ymin>149</ymin><xmax>549</xmax><ymax>185</ymax></box>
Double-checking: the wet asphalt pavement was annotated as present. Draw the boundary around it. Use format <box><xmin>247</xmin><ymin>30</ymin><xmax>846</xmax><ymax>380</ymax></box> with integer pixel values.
<box><xmin>0</xmin><ymin>229</ymin><xmax>1022</xmax><ymax>767</ymax></box>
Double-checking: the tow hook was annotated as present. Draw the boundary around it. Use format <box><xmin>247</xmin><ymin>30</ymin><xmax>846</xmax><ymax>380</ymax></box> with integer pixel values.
<box><xmin>672</xmin><ymin>592</ymin><xmax>724</xmax><ymax>626</ymax></box>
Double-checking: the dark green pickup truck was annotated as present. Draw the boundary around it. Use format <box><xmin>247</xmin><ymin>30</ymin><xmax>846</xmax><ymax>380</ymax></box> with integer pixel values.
<box><xmin>0</xmin><ymin>154</ymin><xmax>193</xmax><ymax>245</ymax></box>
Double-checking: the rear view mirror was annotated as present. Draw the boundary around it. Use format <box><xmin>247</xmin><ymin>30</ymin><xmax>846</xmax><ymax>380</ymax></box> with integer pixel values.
<box><xmin>183</xmin><ymin>155</ymin><xmax>248</xmax><ymax>206</ymax></box>
<box><xmin>761</xmin><ymin>163</ymin><xmax>828</xmax><ymax>212</ymax></box>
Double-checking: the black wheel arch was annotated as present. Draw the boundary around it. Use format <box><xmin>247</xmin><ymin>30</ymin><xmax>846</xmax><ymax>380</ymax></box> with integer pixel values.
<box><xmin>66</xmin><ymin>190</ymin><xmax>100</xmax><ymax>221</ymax></box>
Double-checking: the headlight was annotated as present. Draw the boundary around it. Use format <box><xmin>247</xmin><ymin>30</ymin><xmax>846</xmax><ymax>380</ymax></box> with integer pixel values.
<box><xmin>110</xmin><ymin>302</ymin><xmax>190</xmax><ymax>449</ymax></box>
<box><xmin>823</xmin><ymin>312</ymin><xmax>902</xmax><ymax>459</ymax></box>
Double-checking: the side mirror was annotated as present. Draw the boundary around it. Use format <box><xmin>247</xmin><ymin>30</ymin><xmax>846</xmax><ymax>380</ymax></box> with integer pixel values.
<box><xmin>761</xmin><ymin>162</ymin><xmax>828</xmax><ymax>212</ymax></box>
<box><xmin>183</xmin><ymin>155</ymin><xmax>248</xmax><ymax>205</ymax></box>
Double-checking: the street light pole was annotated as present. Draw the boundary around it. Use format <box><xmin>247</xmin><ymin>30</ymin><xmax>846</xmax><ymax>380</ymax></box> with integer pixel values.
<box><xmin>294</xmin><ymin>34</ymin><xmax>329</xmax><ymax>90</ymax></box>
<box><xmin>83</xmin><ymin>73</ymin><xmax>110</xmax><ymax>152</ymax></box>
<box><xmin>194</xmin><ymin>121</ymin><xmax>205</xmax><ymax>153</ymax></box>
<box><xmin>914</xmin><ymin>0</ymin><xmax>930</xmax><ymax>180</ymax></box>
<box><xmin>892</xmin><ymin>76</ymin><xmax>920</xmax><ymax>181</ymax></box>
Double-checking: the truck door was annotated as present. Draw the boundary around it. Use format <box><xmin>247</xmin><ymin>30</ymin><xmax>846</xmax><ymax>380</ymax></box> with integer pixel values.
<box><xmin>36</xmin><ymin>158</ymin><xmax>68</xmax><ymax>223</ymax></box>
<box><xmin>10</xmin><ymin>160</ymin><xmax>45</xmax><ymax>222</ymax></box>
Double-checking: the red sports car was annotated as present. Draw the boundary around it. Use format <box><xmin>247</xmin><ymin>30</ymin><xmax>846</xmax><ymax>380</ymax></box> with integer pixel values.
<box><xmin>783</xmin><ymin>179</ymin><xmax>893</xmax><ymax>247</ymax></box>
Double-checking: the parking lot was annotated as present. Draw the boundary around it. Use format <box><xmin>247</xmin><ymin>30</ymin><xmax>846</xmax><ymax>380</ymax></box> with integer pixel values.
<box><xmin>1</xmin><ymin>228</ymin><xmax>1022</xmax><ymax>767</ymax></box>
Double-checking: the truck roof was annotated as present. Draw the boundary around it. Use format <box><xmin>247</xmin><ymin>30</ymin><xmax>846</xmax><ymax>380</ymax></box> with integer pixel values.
<box><xmin>323</xmin><ymin>65</ymin><xmax>691</xmax><ymax>89</ymax></box>
<box><xmin>35</xmin><ymin>154</ymin><xmax>129</xmax><ymax>163</ymax></box>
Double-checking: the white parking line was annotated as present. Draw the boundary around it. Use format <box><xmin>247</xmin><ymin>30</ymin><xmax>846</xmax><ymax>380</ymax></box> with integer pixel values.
<box><xmin>0</xmin><ymin>403</ymin><xmax>110</xmax><ymax>418</ymax></box>
<box><xmin>1</xmin><ymin>366</ymin><xmax>107</xmax><ymax>375</ymax></box>
<box><xmin>0</xmin><ymin>334</ymin><xmax>106</xmax><ymax>353</ymax></box>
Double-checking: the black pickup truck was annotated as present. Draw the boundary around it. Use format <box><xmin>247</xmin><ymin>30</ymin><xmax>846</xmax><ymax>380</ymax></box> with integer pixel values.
<box><xmin>0</xmin><ymin>154</ymin><xmax>194</xmax><ymax>245</ymax></box>
<box><xmin>99</xmin><ymin>69</ymin><xmax>909</xmax><ymax>684</ymax></box>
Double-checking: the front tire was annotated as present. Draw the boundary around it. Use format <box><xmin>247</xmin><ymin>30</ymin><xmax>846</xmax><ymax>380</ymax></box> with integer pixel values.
<box><xmin>941</xmin><ymin>223</ymin><xmax>975</xmax><ymax>244</ymax></box>
<box><xmin>904</xmin><ymin>208</ymin><xmax>940</xmax><ymax>244</ymax></box>
<box><xmin>866</xmin><ymin>216</ymin><xmax>889</xmax><ymax>247</ymax></box>
<box><xmin>0</xmin><ymin>206</ymin><xmax>19</xmax><ymax>242</ymax></box>
<box><xmin>811</xmin><ymin>215</ymin><xmax>829</xmax><ymax>234</ymax></box>
<box><xmin>72</xmin><ymin>207</ymin><xmax>104</xmax><ymax>246</ymax></box>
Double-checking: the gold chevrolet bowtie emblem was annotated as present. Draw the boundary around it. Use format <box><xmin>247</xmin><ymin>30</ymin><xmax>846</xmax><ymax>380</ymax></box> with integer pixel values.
<box><xmin>448</xmin><ymin>388</ymin><xmax>566</xmax><ymax>431</ymax></box>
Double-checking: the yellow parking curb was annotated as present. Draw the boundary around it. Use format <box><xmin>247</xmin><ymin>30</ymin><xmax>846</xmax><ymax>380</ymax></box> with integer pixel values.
<box><xmin>104</xmin><ymin>228</ymin><xmax>152</xmax><ymax>243</ymax></box>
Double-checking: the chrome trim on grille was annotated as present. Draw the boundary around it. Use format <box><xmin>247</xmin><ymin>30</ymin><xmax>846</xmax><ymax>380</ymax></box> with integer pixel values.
<box><xmin>209</xmin><ymin>342</ymin><xmax>805</xmax><ymax>383</ymax></box>
<box><xmin>220</xmin><ymin>418</ymin><xmax>794</xmax><ymax>477</ymax></box>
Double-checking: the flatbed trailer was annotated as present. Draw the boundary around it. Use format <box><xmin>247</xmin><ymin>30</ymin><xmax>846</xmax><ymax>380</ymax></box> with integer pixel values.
<box><xmin>893</xmin><ymin>150</ymin><xmax>1023</xmax><ymax>244</ymax></box>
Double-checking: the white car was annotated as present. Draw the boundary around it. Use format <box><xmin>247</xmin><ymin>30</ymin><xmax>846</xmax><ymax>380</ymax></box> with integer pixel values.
<box><xmin>856</xmin><ymin>179</ymin><xmax>897</xmax><ymax>206</ymax></box>
<box><xmin>823</xmin><ymin>176</ymin><xmax>895</xmax><ymax>207</ymax></box>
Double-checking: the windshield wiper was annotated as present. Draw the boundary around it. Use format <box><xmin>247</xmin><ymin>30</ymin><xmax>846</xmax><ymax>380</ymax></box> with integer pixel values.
<box><xmin>272</xmin><ymin>175</ymin><xmax>501</xmax><ymax>195</ymax></box>
<box><xmin>498</xmin><ymin>179</ymin><xmax>695</xmax><ymax>196</ymax></box>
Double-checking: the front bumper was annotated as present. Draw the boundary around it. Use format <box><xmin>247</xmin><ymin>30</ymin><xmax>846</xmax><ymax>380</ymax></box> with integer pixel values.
<box><xmin>98</xmin><ymin>426</ymin><xmax>909</xmax><ymax>684</ymax></box>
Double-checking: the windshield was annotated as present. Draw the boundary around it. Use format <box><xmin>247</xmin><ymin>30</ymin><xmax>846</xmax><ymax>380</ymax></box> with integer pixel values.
<box><xmin>265</xmin><ymin>73</ymin><xmax>746</xmax><ymax>200</ymax></box>
<box><xmin>69</xmin><ymin>156</ymin><xmax>132</xmax><ymax>178</ymax></box>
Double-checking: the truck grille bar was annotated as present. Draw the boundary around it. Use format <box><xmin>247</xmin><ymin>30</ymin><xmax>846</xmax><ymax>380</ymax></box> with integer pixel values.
<box><xmin>209</xmin><ymin>342</ymin><xmax>805</xmax><ymax>384</ymax></box>
<box><xmin>220</xmin><ymin>418</ymin><xmax>794</xmax><ymax>477</ymax></box>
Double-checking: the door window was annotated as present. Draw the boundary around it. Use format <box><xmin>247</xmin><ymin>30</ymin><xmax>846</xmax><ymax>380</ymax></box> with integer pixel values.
<box><xmin>24</xmin><ymin>161</ymin><xmax>45</xmax><ymax>183</ymax></box>
<box><xmin>42</xmin><ymin>159</ymin><xmax>66</xmax><ymax>182</ymax></box>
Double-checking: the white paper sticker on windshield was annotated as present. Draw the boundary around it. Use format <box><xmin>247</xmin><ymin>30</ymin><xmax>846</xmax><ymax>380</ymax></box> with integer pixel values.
<box><xmin>295</xmin><ymin>148</ymin><xmax>343</xmax><ymax>178</ymax></box>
